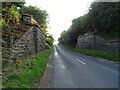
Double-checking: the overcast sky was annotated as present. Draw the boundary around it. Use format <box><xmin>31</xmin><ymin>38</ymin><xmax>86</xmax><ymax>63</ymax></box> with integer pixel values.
<box><xmin>25</xmin><ymin>0</ymin><xmax>94</xmax><ymax>44</ymax></box>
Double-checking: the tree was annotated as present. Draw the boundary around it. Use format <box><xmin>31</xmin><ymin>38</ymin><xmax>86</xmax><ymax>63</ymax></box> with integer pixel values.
<box><xmin>87</xmin><ymin>2</ymin><xmax>120</xmax><ymax>35</ymax></box>
<box><xmin>58</xmin><ymin>15</ymin><xmax>88</xmax><ymax>47</ymax></box>
<box><xmin>23</xmin><ymin>5</ymin><xmax>54</xmax><ymax>45</ymax></box>
<box><xmin>59</xmin><ymin>2</ymin><xmax>120</xmax><ymax>46</ymax></box>
<box><xmin>23</xmin><ymin>5</ymin><xmax>49</xmax><ymax>35</ymax></box>
<box><xmin>2</xmin><ymin>2</ymin><xmax>25</xmax><ymax>24</ymax></box>
<box><xmin>46</xmin><ymin>34</ymin><xmax>54</xmax><ymax>46</ymax></box>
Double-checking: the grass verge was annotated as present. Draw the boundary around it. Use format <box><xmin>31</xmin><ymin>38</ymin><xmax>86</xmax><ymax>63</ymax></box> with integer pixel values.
<box><xmin>3</xmin><ymin>48</ymin><xmax>53</xmax><ymax>88</ymax></box>
<box><xmin>60</xmin><ymin>44</ymin><xmax>118</xmax><ymax>61</ymax></box>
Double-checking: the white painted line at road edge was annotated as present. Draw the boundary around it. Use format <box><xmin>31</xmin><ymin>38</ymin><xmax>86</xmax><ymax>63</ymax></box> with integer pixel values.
<box><xmin>76</xmin><ymin>59</ymin><xmax>86</xmax><ymax>65</ymax></box>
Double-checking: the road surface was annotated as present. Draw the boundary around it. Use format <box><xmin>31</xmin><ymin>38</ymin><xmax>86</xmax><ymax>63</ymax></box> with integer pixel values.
<box><xmin>51</xmin><ymin>45</ymin><xmax>119</xmax><ymax>88</ymax></box>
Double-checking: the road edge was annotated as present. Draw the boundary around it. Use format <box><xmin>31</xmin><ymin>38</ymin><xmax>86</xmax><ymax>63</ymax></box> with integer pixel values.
<box><xmin>38</xmin><ymin>50</ymin><xmax>54</xmax><ymax>88</ymax></box>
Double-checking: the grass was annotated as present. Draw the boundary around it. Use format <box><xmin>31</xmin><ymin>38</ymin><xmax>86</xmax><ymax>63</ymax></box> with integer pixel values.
<box><xmin>60</xmin><ymin>44</ymin><xmax>118</xmax><ymax>61</ymax></box>
<box><xmin>3</xmin><ymin>48</ymin><xmax>53</xmax><ymax>88</ymax></box>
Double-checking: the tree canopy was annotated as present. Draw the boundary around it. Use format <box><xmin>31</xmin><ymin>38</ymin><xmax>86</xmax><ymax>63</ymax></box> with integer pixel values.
<box><xmin>1</xmin><ymin>2</ymin><xmax>54</xmax><ymax>46</ymax></box>
<box><xmin>22</xmin><ymin>5</ymin><xmax>49</xmax><ymax>35</ymax></box>
<box><xmin>58</xmin><ymin>2</ymin><xmax>120</xmax><ymax>47</ymax></box>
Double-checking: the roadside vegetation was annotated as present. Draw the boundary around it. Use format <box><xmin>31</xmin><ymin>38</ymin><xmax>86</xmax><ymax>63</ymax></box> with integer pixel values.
<box><xmin>58</xmin><ymin>2</ymin><xmax>119</xmax><ymax>62</ymax></box>
<box><xmin>1</xmin><ymin>1</ymin><xmax>54</xmax><ymax>88</ymax></box>
<box><xmin>58</xmin><ymin>2</ymin><xmax>120</xmax><ymax>47</ymax></box>
<box><xmin>2</xmin><ymin>2</ymin><xmax>54</xmax><ymax>47</ymax></box>
<box><xmin>3</xmin><ymin>48</ymin><xmax>53</xmax><ymax>88</ymax></box>
<box><xmin>60</xmin><ymin>44</ymin><xmax>118</xmax><ymax>61</ymax></box>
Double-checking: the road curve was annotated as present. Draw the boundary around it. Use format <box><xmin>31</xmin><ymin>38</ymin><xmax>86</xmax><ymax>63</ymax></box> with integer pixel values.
<box><xmin>51</xmin><ymin>45</ymin><xmax>119</xmax><ymax>88</ymax></box>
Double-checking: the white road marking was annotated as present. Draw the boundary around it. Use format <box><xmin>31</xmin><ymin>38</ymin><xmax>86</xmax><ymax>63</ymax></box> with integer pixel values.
<box><xmin>76</xmin><ymin>59</ymin><xmax>86</xmax><ymax>65</ymax></box>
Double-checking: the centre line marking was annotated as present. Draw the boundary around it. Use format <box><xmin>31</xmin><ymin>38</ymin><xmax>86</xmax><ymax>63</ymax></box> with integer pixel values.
<box><xmin>76</xmin><ymin>59</ymin><xmax>86</xmax><ymax>65</ymax></box>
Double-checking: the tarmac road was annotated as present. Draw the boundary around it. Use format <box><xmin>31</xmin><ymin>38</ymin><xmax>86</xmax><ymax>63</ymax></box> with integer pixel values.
<box><xmin>51</xmin><ymin>45</ymin><xmax>119</xmax><ymax>88</ymax></box>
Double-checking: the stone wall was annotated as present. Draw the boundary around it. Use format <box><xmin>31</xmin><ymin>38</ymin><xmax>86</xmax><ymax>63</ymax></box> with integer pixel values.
<box><xmin>76</xmin><ymin>33</ymin><xmax>120</xmax><ymax>53</ymax></box>
<box><xmin>11</xmin><ymin>24</ymin><xmax>46</xmax><ymax>58</ymax></box>
<box><xmin>2</xmin><ymin>14</ymin><xmax>46</xmax><ymax>59</ymax></box>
